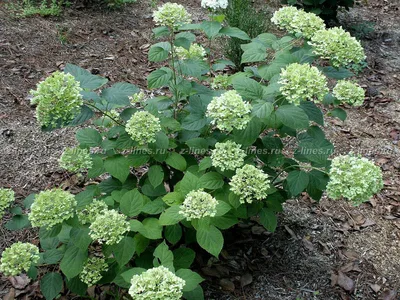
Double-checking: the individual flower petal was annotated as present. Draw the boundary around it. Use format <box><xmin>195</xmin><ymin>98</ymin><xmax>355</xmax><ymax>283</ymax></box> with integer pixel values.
<box><xmin>0</xmin><ymin>242</ymin><xmax>39</xmax><ymax>276</ymax></box>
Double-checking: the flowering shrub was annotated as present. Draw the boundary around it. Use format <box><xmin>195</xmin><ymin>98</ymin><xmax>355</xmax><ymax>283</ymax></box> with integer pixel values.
<box><xmin>0</xmin><ymin>188</ymin><xmax>14</xmax><ymax>218</ymax></box>
<box><xmin>1</xmin><ymin>2</ymin><xmax>383</xmax><ymax>299</ymax></box>
<box><xmin>175</xmin><ymin>44</ymin><xmax>206</xmax><ymax>60</ymax></box>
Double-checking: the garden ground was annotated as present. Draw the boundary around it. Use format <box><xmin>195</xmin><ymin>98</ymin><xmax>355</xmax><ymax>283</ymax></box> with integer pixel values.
<box><xmin>0</xmin><ymin>0</ymin><xmax>399</xmax><ymax>299</ymax></box>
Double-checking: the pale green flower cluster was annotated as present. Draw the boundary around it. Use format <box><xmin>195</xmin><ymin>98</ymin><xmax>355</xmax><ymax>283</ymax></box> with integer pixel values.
<box><xmin>29</xmin><ymin>189</ymin><xmax>76</xmax><ymax>228</ymax></box>
<box><xmin>211</xmin><ymin>141</ymin><xmax>246</xmax><ymax>171</ymax></box>
<box><xmin>279</xmin><ymin>63</ymin><xmax>328</xmax><ymax>105</ymax></box>
<box><xmin>271</xmin><ymin>6</ymin><xmax>325</xmax><ymax>39</ymax></box>
<box><xmin>326</xmin><ymin>154</ymin><xmax>383</xmax><ymax>205</ymax></box>
<box><xmin>126</xmin><ymin>111</ymin><xmax>161</xmax><ymax>145</ymax></box>
<box><xmin>201</xmin><ymin>0</ymin><xmax>228</xmax><ymax>10</ymax></box>
<box><xmin>130</xmin><ymin>91</ymin><xmax>146</xmax><ymax>104</ymax></box>
<box><xmin>0</xmin><ymin>242</ymin><xmax>39</xmax><ymax>276</ymax></box>
<box><xmin>230</xmin><ymin>165</ymin><xmax>271</xmax><ymax>204</ymax></box>
<box><xmin>179</xmin><ymin>189</ymin><xmax>218</xmax><ymax>221</ymax></box>
<box><xmin>333</xmin><ymin>80</ymin><xmax>365</xmax><ymax>106</ymax></box>
<box><xmin>89</xmin><ymin>209</ymin><xmax>130</xmax><ymax>245</ymax></box>
<box><xmin>79</xmin><ymin>257</ymin><xmax>108</xmax><ymax>286</ymax></box>
<box><xmin>309</xmin><ymin>27</ymin><xmax>366</xmax><ymax>68</ymax></box>
<box><xmin>175</xmin><ymin>44</ymin><xmax>206</xmax><ymax>60</ymax></box>
<box><xmin>153</xmin><ymin>3</ymin><xmax>191</xmax><ymax>29</ymax></box>
<box><xmin>59</xmin><ymin>147</ymin><xmax>92</xmax><ymax>173</ymax></box>
<box><xmin>0</xmin><ymin>188</ymin><xmax>14</xmax><ymax>219</ymax></box>
<box><xmin>129</xmin><ymin>266</ymin><xmax>185</xmax><ymax>300</ymax></box>
<box><xmin>206</xmin><ymin>90</ymin><xmax>252</xmax><ymax>131</ymax></box>
<box><xmin>211</xmin><ymin>74</ymin><xmax>231</xmax><ymax>90</ymax></box>
<box><xmin>77</xmin><ymin>200</ymin><xmax>108</xmax><ymax>225</ymax></box>
<box><xmin>30</xmin><ymin>72</ymin><xmax>83</xmax><ymax>127</ymax></box>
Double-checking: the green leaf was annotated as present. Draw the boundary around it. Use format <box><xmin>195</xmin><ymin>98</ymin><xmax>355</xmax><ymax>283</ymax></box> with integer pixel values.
<box><xmin>176</xmin><ymin>269</ymin><xmax>204</xmax><ymax>292</ymax></box>
<box><xmin>148</xmin><ymin>42</ymin><xmax>171</xmax><ymax>62</ymax></box>
<box><xmin>174</xmin><ymin>32</ymin><xmax>196</xmax><ymax>50</ymax></box>
<box><xmin>64</xmin><ymin>63</ymin><xmax>108</xmax><ymax>90</ymax></box>
<box><xmin>5</xmin><ymin>215</ymin><xmax>30</xmax><ymax>230</ymax></box>
<box><xmin>179</xmin><ymin>172</ymin><xmax>199</xmax><ymax>196</ymax></box>
<box><xmin>165</xmin><ymin>224</ymin><xmax>182</xmax><ymax>245</ymax></box>
<box><xmin>215</xmin><ymin>201</ymin><xmax>232</xmax><ymax>217</ymax></box>
<box><xmin>69</xmin><ymin>105</ymin><xmax>94</xmax><ymax>126</ymax></box>
<box><xmin>176</xmin><ymin>59</ymin><xmax>209</xmax><ymax>79</ymax></box>
<box><xmin>23</xmin><ymin>193</ymin><xmax>36</xmax><ymax>209</ymax></box>
<box><xmin>142</xmin><ymin>198</ymin><xmax>165</xmax><ymax>215</ymax></box>
<box><xmin>173</xmin><ymin>248</ymin><xmax>196</xmax><ymax>270</ymax></box>
<box><xmin>148</xmin><ymin>165</ymin><xmax>164</xmax><ymax>187</ymax></box>
<box><xmin>120</xmin><ymin>189</ymin><xmax>144</xmax><ymax>217</ymax></box>
<box><xmin>211</xmin><ymin>214</ymin><xmax>238</xmax><ymax>229</ymax></box>
<box><xmin>87</xmin><ymin>155</ymin><xmax>105</xmax><ymax>178</ymax></box>
<box><xmin>159</xmin><ymin>205</ymin><xmax>185</xmax><ymax>226</ymax></box>
<box><xmin>196</xmin><ymin>225</ymin><xmax>223</xmax><ymax>257</ymax></box>
<box><xmin>76</xmin><ymin>128</ymin><xmax>102</xmax><ymax>147</ymax></box>
<box><xmin>201</xmin><ymin>21</ymin><xmax>222</xmax><ymax>38</ymax></box>
<box><xmin>141</xmin><ymin>218</ymin><xmax>163</xmax><ymax>240</ymax></box>
<box><xmin>321</xmin><ymin>66</ymin><xmax>354</xmax><ymax>80</ymax></box>
<box><xmin>183</xmin><ymin>285</ymin><xmax>205</xmax><ymax>300</ymax></box>
<box><xmin>69</xmin><ymin>227</ymin><xmax>92</xmax><ymax>251</ymax></box>
<box><xmin>233</xmin><ymin>117</ymin><xmax>262</xmax><ymax>147</ymax></box>
<box><xmin>307</xmin><ymin>170</ymin><xmax>329</xmax><ymax>200</ymax></box>
<box><xmin>232</xmin><ymin>77</ymin><xmax>264</xmax><ymax>100</ymax></box>
<box><xmin>199</xmin><ymin>157</ymin><xmax>212</xmax><ymax>171</ymax></box>
<box><xmin>162</xmin><ymin>192</ymin><xmax>184</xmax><ymax>206</ymax></box>
<box><xmin>166</xmin><ymin>152</ymin><xmax>187</xmax><ymax>171</ymax></box>
<box><xmin>66</xmin><ymin>277</ymin><xmax>87</xmax><ymax>296</ymax></box>
<box><xmin>241</xmin><ymin>46</ymin><xmax>267</xmax><ymax>64</ymax></box>
<box><xmin>133</xmin><ymin>234</ymin><xmax>149</xmax><ymax>256</ymax></box>
<box><xmin>286</xmin><ymin>170</ymin><xmax>309</xmax><ymax>196</ymax></box>
<box><xmin>120</xmin><ymin>268</ymin><xmax>146</xmax><ymax>283</ymax></box>
<box><xmin>148</xmin><ymin>67</ymin><xmax>173</xmax><ymax>89</ymax></box>
<box><xmin>252</xmin><ymin>101</ymin><xmax>274</xmax><ymax>119</ymax></box>
<box><xmin>259</xmin><ymin>208</ymin><xmax>277</xmax><ymax>232</ymax></box>
<box><xmin>113</xmin><ymin>236</ymin><xmax>135</xmax><ymax>266</ymax></box>
<box><xmin>153</xmin><ymin>241</ymin><xmax>174</xmax><ymax>270</ymax></box>
<box><xmin>299</xmin><ymin>101</ymin><xmax>324</xmax><ymax>126</ymax></box>
<box><xmin>182</xmin><ymin>114</ymin><xmax>209</xmax><ymax>131</ymax></box>
<box><xmin>42</xmin><ymin>249</ymin><xmax>64</xmax><ymax>265</ymax></box>
<box><xmin>199</xmin><ymin>172</ymin><xmax>224</xmax><ymax>190</ymax></box>
<box><xmin>219</xmin><ymin>26</ymin><xmax>250</xmax><ymax>40</ymax></box>
<box><xmin>329</xmin><ymin>108</ymin><xmax>347</xmax><ymax>121</ymax></box>
<box><xmin>127</xmin><ymin>153</ymin><xmax>150</xmax><ymax>167</ymax></box>
<box><xmin>104</xmin><ymin>155</ymin><xmax>130</xmax><ymax>183</ymax></box>
<box><xmin>276</xmin><ymin>105</ymin><xmax>310</xmax><ymax>130</ymax></box>
<box><xmin>60</xmin><ymin>245</ymin><xmax>87</xmax><ymax>279</ymax></box>
<box><xmin>101</xmin><ymin>82</ymin><xmax>139</xmax><ymax>106</ymax></box>
<box><xmin>40</xmin><ymin>272</ymin><xmax>63</xmax><ymax>300</ymax></box>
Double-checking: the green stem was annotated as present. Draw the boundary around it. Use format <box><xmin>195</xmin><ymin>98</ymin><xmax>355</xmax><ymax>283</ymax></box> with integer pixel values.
<box><xmin>84</xmin><ymin>101</ymin><xmax>125</xmax><ymax>127</ymax></box>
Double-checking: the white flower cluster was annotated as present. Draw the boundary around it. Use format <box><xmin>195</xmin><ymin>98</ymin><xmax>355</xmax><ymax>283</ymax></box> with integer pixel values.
<box><xmin>206</xmin><ymin>90</ymin><xmax>252</xmax><ymax>131</ymax></box>
<box><xmin>175</xmin><ymin>44</ymin><xmax>206</xmax><ymax>60</ymax></box>
<box><xmin>230</xmin><ymin>165</ymin><xmax>271</xmax><ymax>204</ymax></box>
<box><xmin>126</xmin><ymin>111</ymin><xmax>161</xmax><ymax>145</ymax></box>
<box><xmin>0</xmin><ymin>242</ymin><xmax>39</xmax><ymax>276</ymax></box>
<box><xmin>0</xmin><ymin>188</ymin><xmax>14</xmax><ymax>219</ymax></box>
<box><xmin>79</xmin><ymin>257</ymin><xmax>108</xmax><ymax>286</ymax></box>
<box><xmin>211</xmin><ymin>141</ymin><xmax>246</xmax><ymax>171</ymax></box>
<box><xmin>333</xmin><ymin>80</ymin><xmax>365</xmax><ymax>106</ymax></box>
<box><xmin>309</xmin><ymin>27</ymin><xmax>366</xmax><ymax>68</ymax></box>
<box><xmin>77</xmin><ymin>200</ymin><xmax>108</xmax><ymax>225</ymax></box>
<box><xmin>201</xmin><ymin>0</ymin><xmax>228</xmax><ymax>10</ymax></box>
<box><xmin>59</xmin><ymin>147</ymin><xmax>93</xmax><ymax>173</ymax></box>
<box><xmin>326</xmin><ymin>154</ymin><xmax>383</xmax><ymax>205</ymax></box>
<box><xmin>153</xmin><ymin>3</ymin><xmax>192</xmax><ymax>29</ymax></box>
<box><xmin>179</xmin><ymin>189</ymin><xmax>218</xmax><ymax>221</ymax></box>
<box><xmin>29</xmin><ymin>189</ymin><xmax>76</xmax><ymax>228</ymax></box>
<box><xmin>30</xmin><ymin>71</ymin><xmax>83</xmax><ymax>128</ymax></box>
<box><xmin>129</xmin><ymin>266</ymin><xmax>185</xmax><ymax>300</ymax></box>
<box><xmin>211</xmin><ymin>74</ymin><xmax>231</xmax><ymax>90</ymax></box>
<box><xmin>279</xmin><ymin>63</ymin><xmax>328</xmax><ymax>105</ymax></box>
<box><xmin>271</xmin><ymin>6</ymin><xmax>325</xmax><ymax>39</ymax></box>
<box><xmin>89</xmin><ymin>209</ymin><xmax>130</xmax><ymax>245</ymax></box>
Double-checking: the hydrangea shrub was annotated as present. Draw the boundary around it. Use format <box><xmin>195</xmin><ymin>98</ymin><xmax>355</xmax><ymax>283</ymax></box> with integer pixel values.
<box><xmin>0</xmin><ymin>3</ymin><xmax>383</xmax><ymax>300</ymax></box>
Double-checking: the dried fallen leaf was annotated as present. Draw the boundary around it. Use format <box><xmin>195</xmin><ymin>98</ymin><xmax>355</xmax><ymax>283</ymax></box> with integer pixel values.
<box><xmin>337</xmin><ymin>271</ymin><xmax>355</xmax><ymax>292</ymax></box>
<box><xmin>3</xmin><ymin>288</ymin><xmax>15</xmax><ymax>300</ymax></box>
<box><xmin>380</xmin><ymin>289</ymin><xmax>397</xmax><ymax>300</ymax></box>
<box><xmin>342</xmin><ymin>250</ymin><xmax>358</xmax><ymax>261</ymax></box>
<box><xmin>201</xmin><ymin>267</ymin><xmax>220</xmax><ymax>278</ymax></box>
<box><xmin>361</xmin><ymin>219</ymin><xmax>376</xmax><ymax>228</ymax></box>
<box><xmin>220</xmin><ymin>279</ymin><xmax>235</xmax><ymax>291</ymax></box>
<box><xmin>240</xmin><ymin>273</ymin><xmax>253</xmax><ymax>288</ymax></box>
<box><xmin>284</xmin><ymin>225</ymin><xmax>297</xmax><ymax>239</ymax></box>
<box><xmin>369</xmin><ymin>283</ymin><xmax>381</xmax><ymax>293</ymax></box>
<box><xmin>302</xmin><ymin>237</ymin><xmax>314</xmax><ymax>251</ymax></box>
<box><xmin>9</xmin><ymin>275</ymin><xmax>30</xmax><ymax>290</ymax></box>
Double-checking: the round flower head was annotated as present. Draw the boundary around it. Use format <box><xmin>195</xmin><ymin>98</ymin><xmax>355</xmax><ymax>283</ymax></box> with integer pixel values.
<box><xmin>309</xmin><ymin>27</ymin><xmax>366</xmax><ymax>68</ymax></box>
<box><xmin>272</xmin><ymin>7</ymin><xmax>325</xmax><ymax>39</ymax></box>
<box><xmin>206</xmin><ymin>90</ymin><xmax>252</xmax><ymax>131</ymax></box>
<box><xmin>230</xmin><ymin>164</ymin><xmax>271</xmax><ymax>204</ymax></box>
<box><xmin>211</xmin><ymin>141</ymin><xmax>246</xmax><ymax>171</ymax></box>
<box><xmin>59</xmin><ymin>147</ymin><xmax>92</xmax><ymax>173</ymax></box>
<box><xmin>79</xmin><ymin>257</ymin><xmax>108</xmax><ymax>286</ymax></box>
<box><xmin>30</xmin><ymin>71</ymin><xmax>83</xmax><ymax>128</ymax></box>
<box><xmin>211</xmin><ymin>74</ymin><xmax>231</xmax><ymax>90</ymax></box>
<box><xmin>326</xmin><ymin>154</ymin><xmax>383</xmax><ymax>205</ymax></box>
<box><xmin>129</xmin><ymin>266</ymin><xmax>185</xmax><ymax>300</ymax></box>
<box><xmin>29</xmin><ymin>189</ymin><xmax>76</xmax><ymax>228</ymax></box>
<box><xmin>175</xmin><ymin>44</ymin><xmax>206</xmax><ymax>60</ymax></box>
<box><xmin>0</xmin><ymin>242</ymin><xmax>39</xmax><ymax>276</ymax></box>
<box><xmin>77</xmin><ymin>200</ymin><xmax>108</xmax><ymax>225</ymax></box>
<box><xmin>0</xmin><ymin>188</ymin><xmax>14</xmax><ymax>219</ymax></box>
<box><xmin>179</xmin><ymin>189</ymin><xmax>218</xmax><ymax>221</ymax></box>
<box><xmin>201</xmin><ymin>0</ymin><xmax>228</xmax><ymax>10</ymax></box>
<box><xmin>125</xmin><ymin>111</ymin><xmax>161</xmax><ymax>145</ymax></box>
<box><xmin>278</xmin><ymin>63</ymin><xmax>329</xmax><ymax>105</ymax></box>
<box><xmin>333</xmin><ymin>80</ymin><xmax>365</xmax><ymax>106</ymax></box>
<box><xmin>89</xmin><ymin>209</ymin><xmax>130</xmax><ymax>245</ymax></box>
<box><xmin>153</xmin><ymin>3</ymin><xmax>191</xmax><ymax>29</ymax></box>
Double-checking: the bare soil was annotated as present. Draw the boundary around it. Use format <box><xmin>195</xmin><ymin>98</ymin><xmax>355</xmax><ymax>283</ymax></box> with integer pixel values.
<box><xmin>0</xmin><ymin>0</ymin><xmax>399</xmax><ymax>299</ymax></box>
